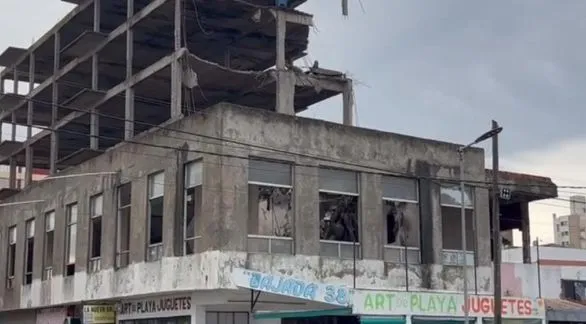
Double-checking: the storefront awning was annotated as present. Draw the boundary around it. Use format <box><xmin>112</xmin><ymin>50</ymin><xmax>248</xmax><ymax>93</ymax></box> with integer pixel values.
<box><xmin>254</xmin><ymin>308</ymin><xmax>352</xmax><ymax>319</ymax></box>
<box><xmin>360</xmin><ymin>316</ymin><xmax>406</xmax><ymax>324</ymax></box>
<box><xmin>545</xmin><ymin>298</ymin><xmax>586</xmax><ymax>322</ymax></box>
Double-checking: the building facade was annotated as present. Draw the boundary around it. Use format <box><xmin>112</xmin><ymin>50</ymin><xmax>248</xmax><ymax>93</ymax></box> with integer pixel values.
<box><xmin>553</xmin><ymin>196</ymin><xmax>586</xmax><ymax>248</ymax></box>
<box><xmin>0</xmin><ymin>0</ymin><xmax>557</xmax><ymax>324</ymax></box>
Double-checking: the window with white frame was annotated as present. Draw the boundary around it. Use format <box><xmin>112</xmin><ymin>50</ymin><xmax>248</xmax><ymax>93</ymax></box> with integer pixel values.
<box><xmin>440</xmin><ymin>183</ymin><xmax>475</xmax><ymax>266</ymax></box>
<box><xmin>382</xmin><ymin>175</ymin><xmax>421</xmax><ymax>264</ymax></box>
<box><xmin>89</xmin><ymin>194</ymin><xmax>103</xmax><ymax>272</ymax></box>
<box><xmin>206</xmin><ymin>312</ymin><xmax>249</xmax><ymax>324</ymax></box>
<box><xmin>319</xmin><ymin>167</ymin><xmax>360</xmax><ymax>259</ymax></box>
<box><xmin>247</xmin><ymin>159</ymin><xmax>293</xmax><ymax>254</ymax></box>
<box><xmin>43</xmin><ymin>211</ymin><xmax>55</xmax><ymax>280</ymax></box>
<box><xmin>147</xmin><ymin>171</ymin><xmax>165</xmax><ymax>261</ymax></box>
<box><xmin>65</xmin><ymin>203</ymin><xmax>78</xmax><ymax>276</ymax></box>
<box><xmin>116</xmin><ymin>183</ymin><xmax>131</xmax><ymax>268</ymax></box>
<box><xmin>23</xmin><ymin>219</ymin><xmax>35</xmax><ymax>285</ymax></box>
<box><xmin>184</xmin><ymin>161</ymin><xmax>202</xmax><ymax>255</ymax></box>
<box><xmin>6</xmin><ymin>226</ymin><xmax>16</xmax><ymax>288</ymax></box>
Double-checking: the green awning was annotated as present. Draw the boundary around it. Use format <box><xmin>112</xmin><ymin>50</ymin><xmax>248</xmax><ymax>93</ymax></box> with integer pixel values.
<box><xmin>254</xmin><ymin>308</ymin><xmax>353</xmax><ymax>319</ymax></box>
<box><xmin>360</xmin><ymin>316</ymin><xmax>406</xmax><ymax>324</ymax></box>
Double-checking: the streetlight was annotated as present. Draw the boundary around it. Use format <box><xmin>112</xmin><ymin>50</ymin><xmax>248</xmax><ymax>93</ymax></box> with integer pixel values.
<box><xmin>458</xmin><ymin>121</ymin><xmax>503</xmax><ymax>324</ymax></box>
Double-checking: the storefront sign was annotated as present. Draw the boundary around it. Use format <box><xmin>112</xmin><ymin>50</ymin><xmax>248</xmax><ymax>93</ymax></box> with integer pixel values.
<box><xmin>353</xmin><ymin>291</ymin><xmax>545</xmax><ymax>319</ymax></box>
<box><xmin>232</xmin><ymin>268</ymin><xmax>351</xmax><ymax>306</ymax></box>
<box><xmin>36</xmin><ymin>307</ymin><xmax>67</xmax><ymax>324</ymax></box>
<box><xmin>116</xmin><ymin>295</ymin><xmax>191</xmax><ymax>320</ymax></box>
<box><xmin>82</xmin><ymin>305</ymin><xmax>116</xmax><ymax>324</ymax></box>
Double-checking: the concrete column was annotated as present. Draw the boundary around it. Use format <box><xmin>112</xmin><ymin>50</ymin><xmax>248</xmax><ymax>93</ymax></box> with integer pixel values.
<box><xmin>52</xmin><ymin>200</ymin><xmax>66</xmax><ymax>276</ymax></box>
<box><xmin>418</xmin><ymin>177</ymin><xmax>442</xmax><ymax>264</ymax></box>
<box><xmin>90</xmin><ymin>0</ymin><xmax>101</xmax><ymax>149</ymax></box>
<box><xmin>191</xmin><ymin>305</ymin><xmax>206</xmax><ymax>324</ymax></box>
<box><xmin>170</xmin><ymin>0</ymin><xmax>183</xmax><ymax>117</ymax></box>
<box><xmin>32</xmin><ymin>207</ymin><xmax>44</xmax><ymax>282</ymax></box>
<box><xmin>293</xmin><ymin>164</ymin><xmax>320</xmax><ymax>255</ymax></box>
<box><xmin>124</xmin><ymin>0</ymin><xmax>135</xmax><ymax>140</ymax></box>
<box><xmin>25</xmin><ymin>53</ymin><xmax>35</xmax><ymax>186</ymax></box>
<box><xmin>520</xmin><ymin>201</ymin><xmax>531</xmax><ymax>263</ymax></box>
<box><xmin>201</xmin><ymin>155</ymin><xmax>247</xmax><ymax>251</ymax></box>
<box><xmin>274</xmin><ymin>10</ymin><xmax>295</xmax><ymax>116</ymax></box>
<box><xmin>343</xmin><ymin>80</ymin><xmax>354</xmax><ymax>126</ymax></box>
<box><xmin>163</xmin><ymin>164</ymin><xmax>179</xmax><ymax>257</ymax></box>
<box><xmin>129</xmin><ymin>175</ymin><xmax>147</xmax><ymax>263</ymax></box>
<box><xmin>9</xmin><ymin>68</ymin><xmax>18</xmax><ymax>189</ymax></box>
<box><xmin>474</xmin><ymin>187</ymin><xmax>491</xmax><ymax>266</ymax></box>
<box><xmin>100</xmin><ymin>177</ymin><xmax>118</xmax><ymax>269</ymax></box>
<box><xmin>76</xmin><ymin>191</ymin><xmax>90</xmax><ymax>273</ymax></box>
<box><xmin>360</xmin><ymin>172</ymin><xmax>383</xmax><ymax>259</ymax></box>
<box><xmin>50</xmin><ymin>32</ymin><xmax>61</xmax><ymax>174</ymax></box>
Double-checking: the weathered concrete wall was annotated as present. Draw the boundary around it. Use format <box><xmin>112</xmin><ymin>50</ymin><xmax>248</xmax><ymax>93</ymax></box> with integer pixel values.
<box><xmin>0</xmin><ymin>103</ymin><xmax>491</xmax><ymax>310</ymax></box>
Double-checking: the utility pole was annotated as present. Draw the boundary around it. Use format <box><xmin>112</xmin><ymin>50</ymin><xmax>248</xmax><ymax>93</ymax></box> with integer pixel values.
<box><xmin>491</xmin><ymin>120</ymin><xmax>502</xmax><ymax>324</ymax></box>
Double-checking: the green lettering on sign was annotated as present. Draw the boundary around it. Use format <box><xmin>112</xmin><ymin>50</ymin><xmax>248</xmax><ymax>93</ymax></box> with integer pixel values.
<box><xmin>364</xmin><ymin>293</ymin><xmax>396</xmax><ymax>311</ymax></box>
<box><xmin>410</xmin><ymin>293</ymin><xmax>457</xmax><ymax>314</ymax></box>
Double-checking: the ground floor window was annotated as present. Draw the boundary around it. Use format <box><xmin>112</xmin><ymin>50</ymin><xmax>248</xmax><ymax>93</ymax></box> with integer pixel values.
<box><xmin>206</xmin><ymin>312</ymin><xmax>249</xmax><ymax>324</ymax></box>
<box><xmin>119</xmin><ymin>316</ymin><xmax>190</xmax><ymax>324</ymax></box>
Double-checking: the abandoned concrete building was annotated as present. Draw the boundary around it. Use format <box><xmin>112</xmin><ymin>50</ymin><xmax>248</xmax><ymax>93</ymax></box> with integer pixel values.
<box><xmin>0</xmin><ymin>0</ymin><xmax>558</xmax><ymax>324</ymax></box>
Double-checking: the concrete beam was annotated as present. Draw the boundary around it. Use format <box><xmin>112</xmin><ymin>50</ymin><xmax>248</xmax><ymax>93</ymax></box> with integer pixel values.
<box><xmin>7</xmin><ymin>0</ymin><xmax>169</xmax><ymax>106</ymax></box>
<box><xmin>269</xmin><ymin>9</ymin><xmax>314</xmax><ymax>26</ymax></box>
<box><xmin>24</xmin><ymin>49</ymin><xmax>186</xmax><ymax>148</ymax></box>
<box><xmin>0</xmin><ymin>1</ymin><xmax>92</xmax><ymax>78</ymax></box>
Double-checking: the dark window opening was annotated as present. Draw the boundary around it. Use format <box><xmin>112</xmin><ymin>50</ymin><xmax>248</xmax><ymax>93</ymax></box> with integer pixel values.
<box><xmin>319</xmin><ymin>193</ymin><xmax>359</xmax><ymax>243</ymax></box>
<box><xmin>149</xmin><ymin>196</ymin><xmax>164</xmax><ymax>244</ymax></box>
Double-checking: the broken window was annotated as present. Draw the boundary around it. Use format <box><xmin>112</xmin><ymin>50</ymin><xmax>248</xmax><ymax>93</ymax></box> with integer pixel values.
<box><xmin>319</xmin><ymin>167</ymin><xmax>360</xmax><ymax>259</ymax></box>
<box><xmin>89</xmin><ymin>194</ymin><xmax>103</xmax><ymax>272</ymax></box>
<box><xmin>147</xmin><ymin>171</ymin><xmax>165</xmax><ymax>261</ymax></box>
<box><xmin>24</xmin><ymin>219</ymin><xmax>35</xmax><ymax>285</ymax></box>
<box><xmin>6</xmin><ymin>226</ymin><xmax>16</xmax><ymax>288</ymax></box>
<box><xmin>184</xmin><ymin>161</ymin><xmax>202</xmax><ymax>255</ymax></box>
<box><xmin>65</xmin><ymin>203</ymin><xmax>78</xmax><ymax>276</ymax></box>
<box><xmin>116</xmin><ymin>183</ymin><xmax>132</xmax><ymax>268</ymax></box>
<box><xmin>440</xmin><ymin>183</ymin><xmax>475</xmax><ymax>266</ymax></box>
<box><xmin>247</xmin><ymin>159</ymin><xmax>293</xmax><ymax>254</ymax></box>
<box><xmin>382</xmin><ymin>176</ymin><xmax>421</xmax><ymax>264</ymax></box>
<box><xmin>43</xmin><ymin>211</ymin><xmax>55</xmax><ymax>280</ymax></box>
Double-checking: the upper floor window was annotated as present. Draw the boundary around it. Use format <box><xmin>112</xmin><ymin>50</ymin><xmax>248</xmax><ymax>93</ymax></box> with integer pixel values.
<box><xmin>247</xmin><ymin>159</ymin><xmax>293</xmax><ymax>254</ymax></box>
<box><xmin>318</xmin><ymin>167</ymin><xmax>359</xmax><ymax>259</ymax></box>
<box><xmin>89</xmin><ymin>194</ymin><xmax>103</xmax><ymax>272</ymax></box>
<box><xmin>382</xmin><ymin>175</ymin><xmax>420</xmax><ymax>264</ymax></box>
<box><xmin>147</xmin><ymin>171</ymin><xmax>165</xmax><ymax>261</ymax></box>
<box><xmin>65</xmin><ymin>203</ymin><xmax>78</xmax><ymax>276</ymax></box>
<box><xmin>24</xmin><ymin>219</ymin><xmax>35</xmax><ymax>285</ymax></box>
<box><xmin>440</xmin><ymin>183</ymin><xmax>474</xmax><ymax>266</ymax></box>
<box><xmin>43</xmin><ymin>211</ymin><xmax>55</xmax><ymax>280</ymax></box>
<box><xmin>6</xmin><ymin>226</ymin><xmax>16</xmax><ymax>289</ymax></box>
<box><xmin>116</xmin><ymin>183</ymin><xmax>132</xmax><ymax>268</ymax></box>
<box><xmin>184</xmin><ymin>161</ymin><xmax>202</xmax><ymax>255</ymax></box>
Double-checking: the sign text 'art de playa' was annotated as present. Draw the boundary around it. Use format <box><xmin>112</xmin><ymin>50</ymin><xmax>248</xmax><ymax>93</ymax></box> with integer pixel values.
<box><xmin>353</xmin><ymin>291</ymin><xmax>545</xmax><ymax>319</ymax></box>
<box><xmin>231</xmin><ymin>268</ymin><xmax>351</xmax><ymax>307</ymax></box>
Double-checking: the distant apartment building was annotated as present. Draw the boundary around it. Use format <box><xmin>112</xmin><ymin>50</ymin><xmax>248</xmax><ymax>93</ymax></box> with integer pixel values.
<box><xmin>553</xmin><ymin>195</ymin><xmax>586</xmax><ymax>248</ymax></box>
<box><xmin>0</xmin><ymin>165</ymin><xmax>48</xmax><ymax>190</ymax></box>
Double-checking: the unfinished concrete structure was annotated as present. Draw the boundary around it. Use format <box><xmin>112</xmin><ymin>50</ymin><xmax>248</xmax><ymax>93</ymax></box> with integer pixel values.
<box><xmin>0</xmin><ymin>0</ymin><xmax>557</xmax><ymax>323</ymax></box>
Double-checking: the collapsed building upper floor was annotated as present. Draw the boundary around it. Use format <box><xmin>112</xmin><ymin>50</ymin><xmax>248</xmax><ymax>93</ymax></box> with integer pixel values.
<box><xmin>0</xmin><ymin>0</ymin><xmax>354</xmax><ymax>188</ymax></box>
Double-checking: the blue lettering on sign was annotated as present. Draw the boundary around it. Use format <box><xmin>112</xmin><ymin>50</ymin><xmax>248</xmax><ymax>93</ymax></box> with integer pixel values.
<box><xmin>324</xmin><ymin>285</ymin><xmax>349</xmax><ymax>305</ymax></box>
<box><xmin>249</xmin><ymin>272</ymin><xmax>318</xmax><ymax>300</ymax></box>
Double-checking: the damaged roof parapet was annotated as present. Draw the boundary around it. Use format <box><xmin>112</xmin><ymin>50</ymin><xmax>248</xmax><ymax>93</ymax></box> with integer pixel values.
<box><xmin>182</xmin><ymin>50</ymin><xmax>352</xmax><ymax>115</ymax></box>
<box><xmin>486</xmin><ymin>169</ymin><xmax>558</xmax><ymax>203</ymax></box>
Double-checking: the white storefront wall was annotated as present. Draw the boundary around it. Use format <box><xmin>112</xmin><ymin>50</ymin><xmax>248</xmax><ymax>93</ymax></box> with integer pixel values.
<box><xmin>116</xmin><ymin>294</ymin><xmax>198</xmax><ymax>323</ymax></box>
<box><xmin>36</xmin><ymin>308</ymin><xmax>68</xmax><ymax>324</ymax></box>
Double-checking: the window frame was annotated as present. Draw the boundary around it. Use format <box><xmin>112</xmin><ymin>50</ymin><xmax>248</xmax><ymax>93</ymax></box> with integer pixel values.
<box><xmin>183</xmin><ymin>160</ymin><xmax>203</xmax><ymax>255</ymax></box>
<box><xmin>6</xmin><ymin>225</ymin><xmax>17</xmax><ymax>288</ymax></box>
<box><xmin>147</xmin><ymin>171</ymin><xmax>165</xmax><ymax>261</ymax></box>
<box><xmin>43</xmin><ymin>211</ymin><xmax>55</xmax><ymax>280</ymax></box>
<box><xmin>23</xmin><ymin>218</ymin><xmax>35</xmax><ymax>285</ymax></box>
<box><xmin>318</xmin><ymin>167</ymin><xmax>359</xmax><ymax>196</ymax></box>
<box><xmin>439</xmin><ymin>183</ymin><xmax>475</xmax><ymax>209</ymax></box>
<box><xmin>116</xmin><ymin>182</ymin><xmax>132</xmax><ymax>268</ymax></box>
<box><xmin>64</xmin><ymin>203</ymin><xmax>78</xmax><ymax>275</ymax></box>
<box><xmin>89</xmin><ymin>193</ymin><xmax>104</xmax><ymax>272</ymax></box>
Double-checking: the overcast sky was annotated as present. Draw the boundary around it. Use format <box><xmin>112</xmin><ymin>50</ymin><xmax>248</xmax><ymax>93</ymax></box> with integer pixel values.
<box><xmin>2</xmin><ymin>0</ymin><xmax>585</xmax><ymax>245</ymax></box>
